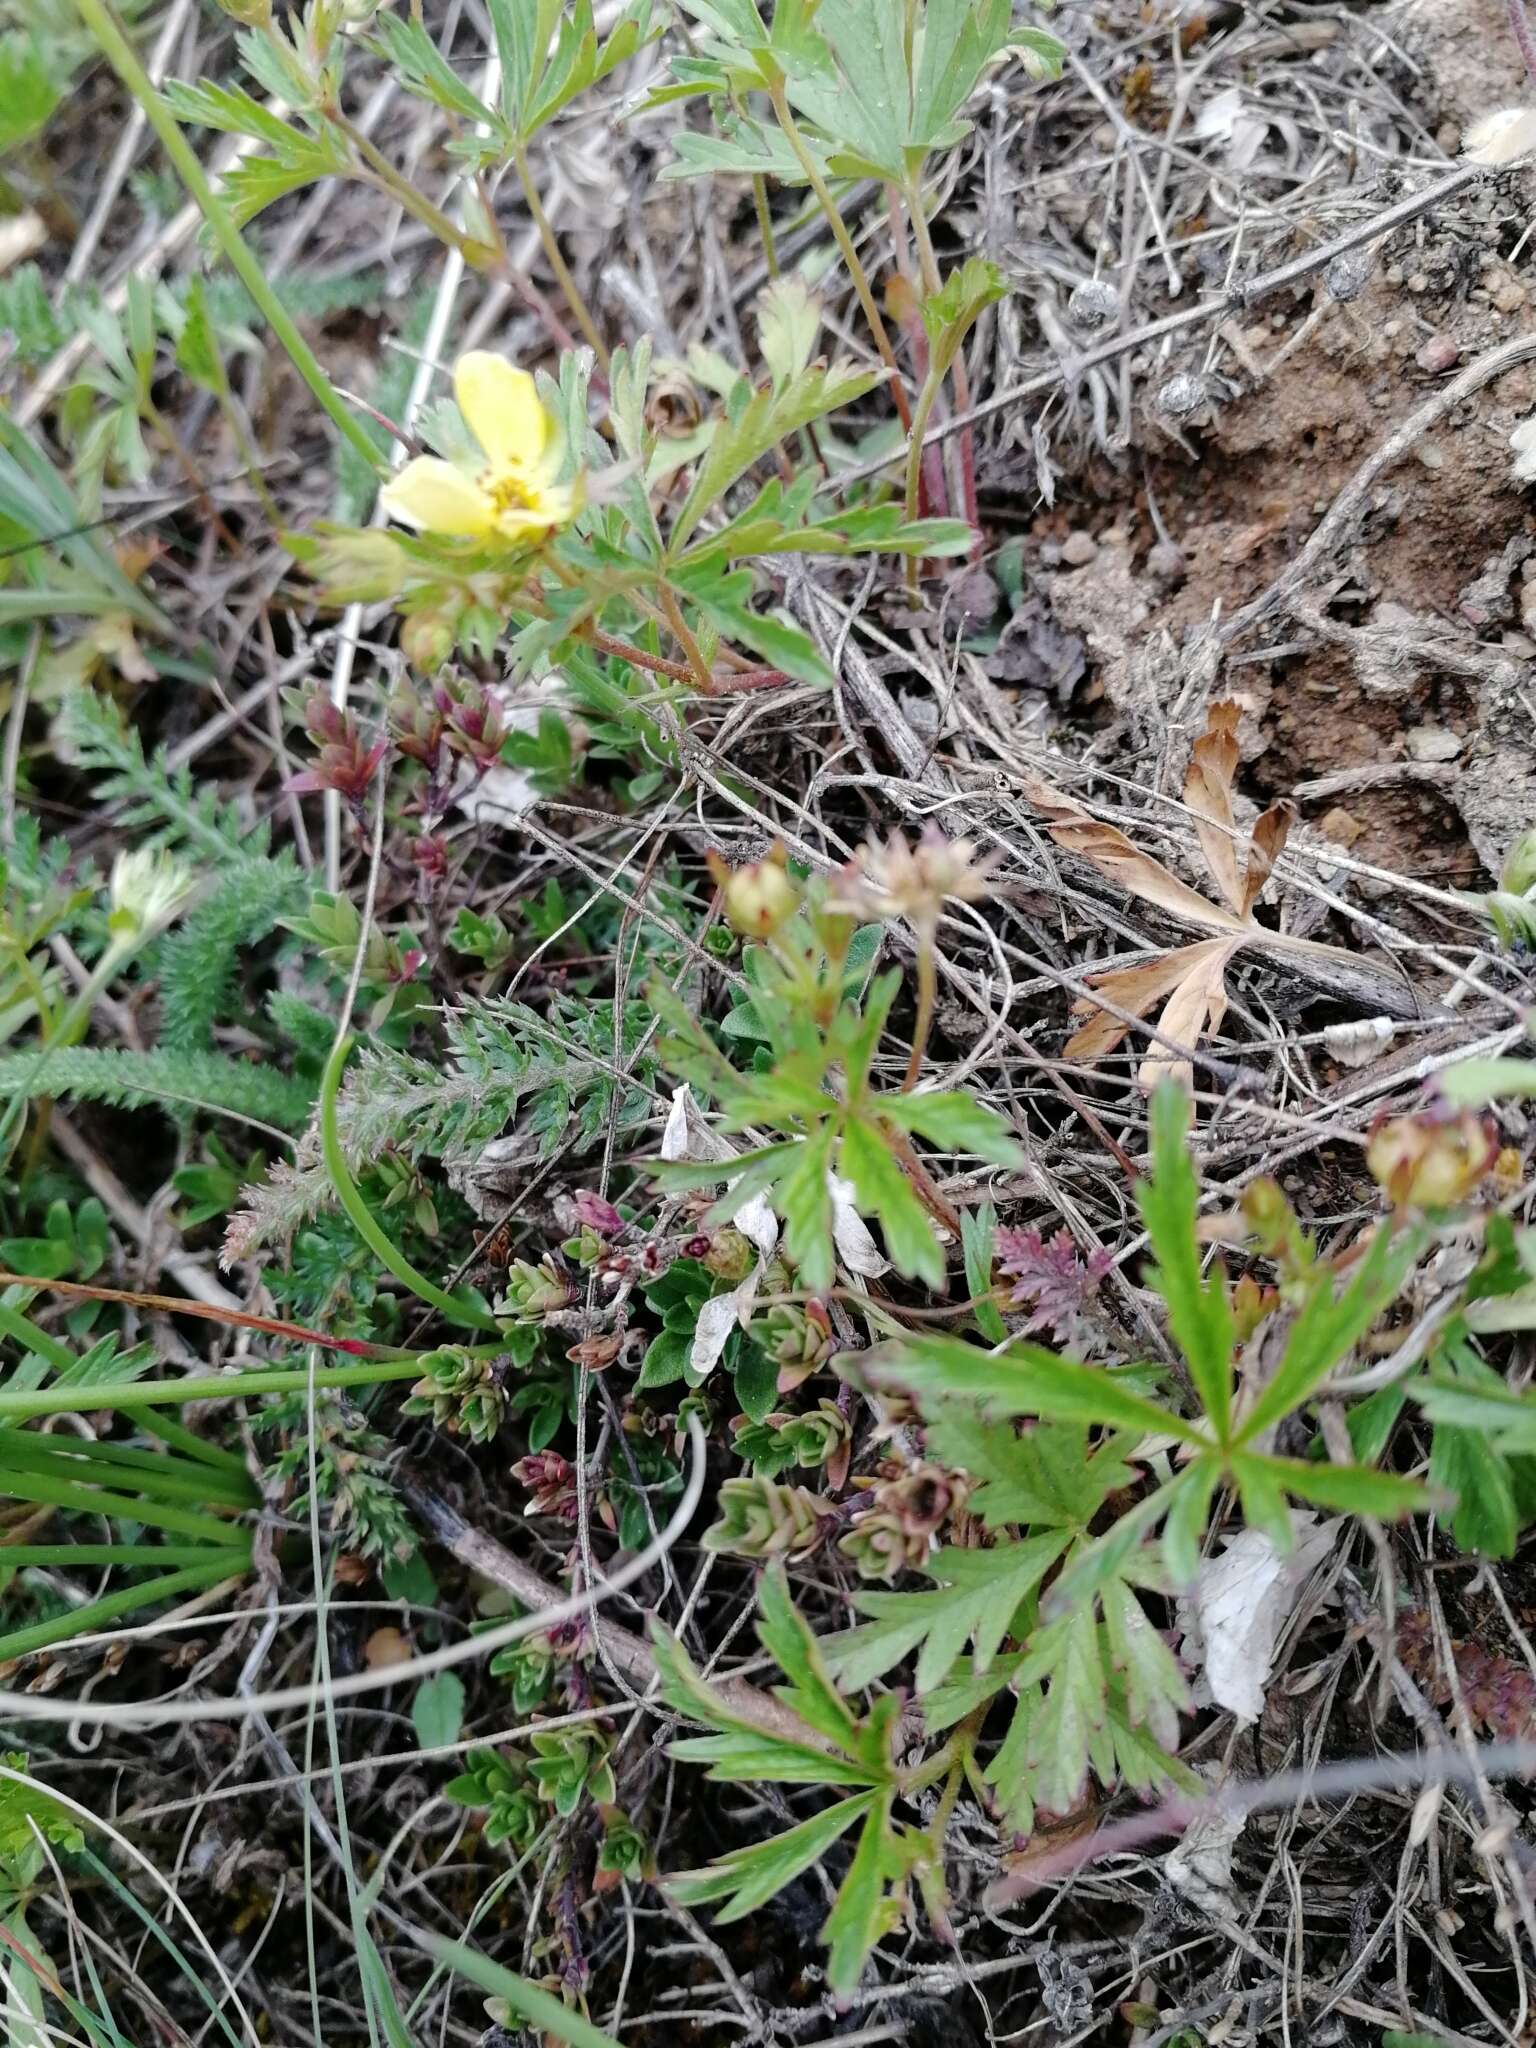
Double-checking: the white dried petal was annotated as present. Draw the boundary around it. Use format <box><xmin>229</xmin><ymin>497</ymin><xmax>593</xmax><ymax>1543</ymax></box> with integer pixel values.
<box><xmin>1512</xmin><ymin>414</ymin><xmax>1536</xmax><ymax>485</ymax></box>
<box><xmin>1176</xmin><ymin>1514</ymin><xmax>1340</xmax><ymax>1723</ymax></box>
<box><xmin>1464</xmin><ymin>106</ymin><xmax>1536</xmax><ymax>166</ymax></box>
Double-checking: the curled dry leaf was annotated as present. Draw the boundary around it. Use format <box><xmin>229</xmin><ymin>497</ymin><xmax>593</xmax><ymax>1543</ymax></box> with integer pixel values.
<box><xmin>1176</xmin><ymin>1512</ymin><xmax>1340</xmax><ymax>1723</ymax></box>
<box><xmin>1028</xmin><ymin>700</ymin><xmax>1299</xmax><ymax>1092</ymax></box>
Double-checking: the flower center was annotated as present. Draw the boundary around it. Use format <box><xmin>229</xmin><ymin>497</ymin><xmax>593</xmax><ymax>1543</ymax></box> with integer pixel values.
<box><xmin>481</xmin><ymin>466</ymin><xmax>542</xmax><ymax>518</ymax></box>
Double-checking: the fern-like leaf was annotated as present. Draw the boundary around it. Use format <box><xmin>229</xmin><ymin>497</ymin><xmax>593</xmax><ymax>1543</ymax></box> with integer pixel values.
<box><xmin>0</xmin><ymin>1046</ymin><xmax>313</xmax><ymax>1133</ymax></box>
<box><xmin>56</xmin><ymin>689</ymin><xmax>268</xmax><ymax>860</ymax></box>
<box><xmin>158</xmin><ymin>855</ymin><xmax>303</xmax><ymax>1055</ymax></box>
<box><xmin>224</xmin><ymin>995</ymin><xmax>661</xmax><ymax>1257</ymax></box>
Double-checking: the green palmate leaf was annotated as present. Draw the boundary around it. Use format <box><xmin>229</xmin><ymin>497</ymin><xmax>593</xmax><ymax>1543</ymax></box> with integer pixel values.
<box><xmin>1237</xmin><ymin>1222</ymin><xmax>1420</xmax><ymax>1446</ymax></box>
<box><xmin>1101</xmin><ymin>1574</ymin><xmax>1187</xmax><ymax>1742</ymax></box>
<box><xmin>822</xmin><ymin>1531</ymin><xmax>1069</xmax><ymax>1694</ymax></box>
<box><xmin>878</xmin><ymin>1089</ymin><xmax>1025</xmax><ymax>1164</ymax></box>
<box><xmin>667</xmin><ymin>362</ymin><xmax>882</xmax><ymax>551</ymax></box>
<box><xmin>522</xmin><ymin>0</ymin><xmax>657</xmax><ymax>137</ymax></box>
<box><xmin>667</xmin><ymin>1793</ymin><xmax>876</xmax><ymax>1918</ymax></box>
<box><xmin>862</xmin><ymin>1329</ymin><xmax>1201</xmax><ymax>1444</ymax></box>
<box><xmin>1139</xmin><ymin>1082</ymin><xmax>1233</xmax><ymax>1441</ymax></box>
<box><xmin>921</xmin><ymin>1412</ymin><xmax>1139</xmax><ymax>1531</ymax></box>
<box><xmin>839</xmin><ymin>1115</ymin><xmax>944</xmax><ymax>1286</ymax></box>
<box><xmin>367</xmin><ymin>14</ymin><xmax>500</xmax><ymax>124</ymax></box>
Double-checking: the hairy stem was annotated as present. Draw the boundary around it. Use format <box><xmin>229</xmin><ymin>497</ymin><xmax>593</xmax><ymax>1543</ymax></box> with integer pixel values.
<box><xmin>512</xmin><ymin>143</ymin><xmax>611</xmax><ymax>374</ymax></box>
<box><xmin>767</xmin><ymin>78</ymin><xmax>912</xmax><ymax>429</ymax></box>
<box><xmin>320</xmin><ymin>1034</ymin><xmax>502</xmax><ymax>1333</ymax></box>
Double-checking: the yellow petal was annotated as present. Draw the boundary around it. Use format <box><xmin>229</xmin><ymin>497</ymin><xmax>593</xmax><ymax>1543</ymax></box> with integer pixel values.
<box><xmin>380</xmin><ymin>458</ymin><xmax>496</xmax><ymax>538</ymax></box>
<box><xmin>454</xmin><ymin>351</ymin><xmax>549</xmax><ymax>471</ymax></box>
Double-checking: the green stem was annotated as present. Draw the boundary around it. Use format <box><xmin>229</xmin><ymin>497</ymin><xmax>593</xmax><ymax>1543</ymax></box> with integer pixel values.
<box><xmin>0</xmin><ymin>1543</ymin><xmax>224</xmax><ymax>1567</ymax></box>
<box><xmin>902</xmin><ymin>364</ymin><xmax>945</xmax><ymax>590</ymax></box>
<box><xmin>137</xmin><ymin>1409</ymin><xmax>251</xmax><ymax>1475</ymax></box>
<box><xmin>321</xmin><ymin>1035</ymin><xmax>501</xmax><ymax>1333</ymax></box>
<box><xmin>1</xmin><ymin>1438</ymin><xmax>254</xmax><ymax>1508</ymax></box>
<box><xmin>0</xmin><ymin>1560</ymin><xmax>244</xmax><ymax>1663</ymax></box>
<box><xmin>0</xmin><ymin>1469</ymin><xmax>249</xmax><ymax>1545</ymax></box>
<box><xmin>752</xmin><ymin>174</ymin><xmax>781</xmax><ymax>280</ymax></box>
<box><xmin>328</xmin><ymin>105</ymin><xmax>496</xmax><ymax>271</ymax></box>
<box><xmin>766</xmin><ymin>77</ymin><xmax>911</xmax><ymax>429</ymax></box>
<box><xmin>0</xmin><ymin>1361</ymin><xmax>424</xmax><ymax>1421</ymax></box>
<box><xmin>0</xmin><ymin>1302</ymin><xmax>73</xmax><ymax>1373</ymax></box>
<box><xmin>903</xmin><ymin>933</ymin><xmax>937</xmax><ymax>1088</ymax></box>
<box><xmin>73</xmin><ymin>0</ymin><xmax>383</xmax><ymax>475</ymax></box>
<box><xmin>511</xmin><ymin>143</ymin><xmax>611</xmax><ymax>374</ymax></box>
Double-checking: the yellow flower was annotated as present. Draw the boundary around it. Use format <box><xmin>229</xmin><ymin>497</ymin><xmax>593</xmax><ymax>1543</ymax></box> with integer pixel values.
<box><xmin>380</xmin><ymin>352</ymin><xmax>575</xmax><ymax>545</ymax></box>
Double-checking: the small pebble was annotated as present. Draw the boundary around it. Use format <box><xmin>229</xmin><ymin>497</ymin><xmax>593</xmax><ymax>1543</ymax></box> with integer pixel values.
<box><xmin>1318</xmin><ymin>807</ymin><xmax>1363</xmax><ymax>847</ymax></box>
<box><xmin>1067</xmin><ymin>278</ymin><xmax>1120</xmax><ymax>332</ymax></box>
<box><xmin>1415</xmin><ymin>334</ymin><xmax>1461</xmax><ymax>374</ymax></box>
<box><xmin>1060</xmin><ymin>530</ymin><xmax>1099</xmax><ymax>567</ymax></box>
<box><xmin>1491</xmin><ymin>273</ymin><xmax>1529</xmax><ymax>313</ymax></box>
<box><xmin>1147</xmin><ymin>540</ymin><xmax>1187</xmax><ymax>585</ymax></box>
<box><xmin>1404</xmin><ymin>725</ymin><xmax>1462</xmax><ymax>763</ymax></box>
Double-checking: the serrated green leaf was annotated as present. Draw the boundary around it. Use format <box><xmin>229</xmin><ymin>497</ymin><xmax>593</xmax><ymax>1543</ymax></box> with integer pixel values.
<box><xmin>1139</xmin><ymin>1082</ymin><xmax>1233</xmax><ymax>1442</ymax></box>
<box><xmin>878</xmin><ymin>1089</ymin><xmax>1024</xmax><ymax>1165</ymax></box>
<box><xmin>822</xmin><ymin>1796</ymin><xmax>897</xmax><ymax>1996</ymax></box>
<box><xmin>1238</xmin><ymin>1222</ymin><xmax>1419</xmax><ymax>1446</ymax></box>
<box><xmin>667</xmin><ymin>1793</ymin><xmax>875</xmax><ymax>1918</ymax></box>
<box><xmin>757</xmin><ymin>1564</ymin><xmax>859</xmax><ymax>1746</ymax></box>
<box><xmin>776</xmin><ymin>1126</ymin><xmax>835</xmax><ymax>1292</ymax></box>
<box><xmin>1251</xmin><ymin>1453</ymin><xmax>1427</xmax><ymax>1519</ymax></box>
<box><xmin>369</xmin><ymin>14</ymin><xmax>501</xmax><ymax>124</ymax></box>
<box><xmin>1432</xmin><ymin>1422</ymin><xmax>1518</xmax><ymax>1557</ymax></box>
<box><xmin>0</xmin><ymin>33</ymin><xmax>61</xmax><ymax>152</ymax></box>
<box><xmin>861</xmin><ymin>1329</ymin><xmax>1202</xmax><ymax>1444</ymax></box>
<box><xmin>668</xmin><ymin>362</ymin><xmax>882</xmax><ymax>551</ymax></box>
<box><xmin>757</xmin><ymin>276</ymin><xmax>821</xmax><ymax>390</ymax></box>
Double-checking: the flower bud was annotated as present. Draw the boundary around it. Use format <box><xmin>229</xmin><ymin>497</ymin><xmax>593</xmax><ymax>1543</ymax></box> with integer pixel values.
<box><xmin>708</xmin><ymin>847</ymin><xmax>798</xmax><ymax>937</ymax></box>
<box><xmin>400</xmin><ymin>610</ymin><xmax>455</xmax><ymax>672</ymax></box>
<box><xmin>1368</xmin><ymin>1109</ymin><xmax>1497</xmax><ymax>1210</ymax></box>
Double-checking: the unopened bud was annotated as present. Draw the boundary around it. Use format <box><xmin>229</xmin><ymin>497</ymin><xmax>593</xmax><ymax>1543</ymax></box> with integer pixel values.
<box><xmin>709</xmin><ymin>847</ymin><xmax>798</xmax><ymax>937</ymax></box>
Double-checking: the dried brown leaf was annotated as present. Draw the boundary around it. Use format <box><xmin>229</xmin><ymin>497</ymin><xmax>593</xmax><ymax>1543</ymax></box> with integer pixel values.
<box><xmin>1064</xmin><ymin>939</ymin><xmax>1229</xmax><ymax>1061</ymax></box>
<box><xmin>1024</xmin><ymin>776</ymin><xmax>1243</xmax><ymax>934</ymax></box>
<box><xmin>1184</xmin><ymin>702</ymin><xmax>1244</xmax><ymax>915</ymax></box>
<box><xmin>1241</xmin><ymin>798</ymin><xmax>1296</xmax><ymax>915</ymax></box>
<box><xmin>1137</xmin><ymin>937</ymin><xmax>1237</xmax><ymax>1093</ymax></box>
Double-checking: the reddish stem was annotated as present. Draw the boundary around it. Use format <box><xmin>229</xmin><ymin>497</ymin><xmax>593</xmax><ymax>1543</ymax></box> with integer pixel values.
<box><xmin>0</xmin><ymin>1272</ymin><xmax>387</xmax><ymax>1357</ymax></box>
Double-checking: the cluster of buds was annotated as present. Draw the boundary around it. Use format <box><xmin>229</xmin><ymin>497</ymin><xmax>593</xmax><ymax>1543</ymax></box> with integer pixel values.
<box><xmin>732</xmin><ymin>1400</ymin><xmax>852</xmax><ymax>1488</ymax></box>
<box><xmin>444</xmin><ymin>1747</ymin><xmax>541</xmax><ymax>1851</ymax></box>
<box><xmin>488</xmin><ymin>1634</ymin><xmax>556</xmax><ymax>1715</ymax></box>
<box><xmin>284</xmin><ymin>690</ymin><xmax>388</xmax><ymax>811</ymax></box>
<box><xmin>404</xmin><ymin>1347</ymin><xmax>505</xmax><ymax>1443</ymax></box>
<box><xmin>838</xmin><ymin>1465</ymin><xmax>966</xmax><ymax>1581</ymax></box>
<box><xmin>513</xmin><ymin>1450</ymin><xmax>580</xmax><ymax>1523</ymax></box>
<box><xmin>527</xmin><ymin>1728</ymin><xmax>616</xmax><ymax>1817</ymax></box>
<box><xmin>755</xmin><ymin>1298</ymin><xmax>835</xmax><ymax>1393</ymax></box>
<box><xmin>702</xmin><ymin>1475</ymin><xmax>829</xmax><ymax>1560</ymax></box>
<box><xmin>499</xmin><ymin>1255</ymin><xmax>574</xmax><ymax>1321</ymax></box>
<box><xmin>559</xmin><ymin>1189</ymin><xmax>628</xmax><ymax>1265</ymax></box>
<box><xmin>595</xmin><ymin>1811</ymin><xmax>649</xmax><ymax>1889</ymax></box>
<box><xmin>437</xmin><ymin>673</ymin><xmax>511</xmax><ymax>771</ymax></box>
<box><xmin>1367</xmin><ymin>1106</ymin><xmax>1497</xmax><ymax>1212</ymax></box>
